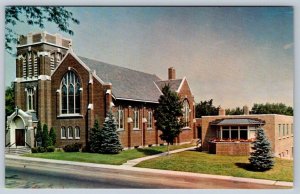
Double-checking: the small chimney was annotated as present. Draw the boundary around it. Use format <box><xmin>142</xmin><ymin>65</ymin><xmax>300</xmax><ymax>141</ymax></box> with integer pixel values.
<box><xmin>168</xmin><ymin>67</ymin><xmax>176</xmax><ymax>80</ymax></box>
<box><xmin>219</xmin><ymin>108</ymin><xmax>225</xmax><ymax>116</ymax></box>
<box><xmin>243</xmin><ymin>105</ymin><xmax>249</xmax><ymax>115</ymax></box>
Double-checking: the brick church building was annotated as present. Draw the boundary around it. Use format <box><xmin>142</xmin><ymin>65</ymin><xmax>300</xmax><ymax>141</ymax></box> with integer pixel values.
<box><xmin>6</xmin><ymin>32</ymin><xmax>196</xmax><ymax>150</ymax></box>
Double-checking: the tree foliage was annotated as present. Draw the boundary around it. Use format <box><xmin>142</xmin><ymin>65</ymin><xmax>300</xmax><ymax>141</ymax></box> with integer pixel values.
<box><xmin>42</xmin><ymin>124</ymin><xmax>51</xmax><ymax>147</ymax></box>
<box><xmin>251</xmin><ymin>103</ymin><xmax>293</xmax><ymax>116</ymax></box>
<box><xmin>5</xmin><ymin>6</ymin><xmax>80</xmax><ymax>54</ymax></box>
<box><xmin>99</xmin><ymin>112</ymin><xmax>123</xmax><ymax>154</ymax></box>
<box><xmin>49</xmin><ymin>127</ymin><xmax>57</xmax><ymax>146</ymax></box>
<box><xmin>195</xmin><ymin>99</ymin><xmax>219</xmax><ymax>118</ymax></box>
<box><xmin>225</xmin><ymin>107</ymin><xmax>244</xmax><ymax>115</ymax></box>
<box><xmin>89</xmin><ymin>114</ymin><xmax>123</xmax><ymax>154</ymax></box>
<box><xmin>5</xmin><ymin>82</ymin><xmax>15</xmax><ymax>118</ymax></box>
<box><xmin>249</xmin><ymin>128</ymin><xmax>274</xmax><ymax>171</ymax></box>
<box><xmin>153</xmin><ymin>85</ymin><xmax>183</xmax><ymax>148</ymax></box>
<box><xmin>89</xmin><ymin>120</ymin><xmax>102</xmax><ymax>153</ymax></box>
<box><xmin>35</xmin><ymin>121</ymin><xmax>43</xmax><ymax>147</ymax></box>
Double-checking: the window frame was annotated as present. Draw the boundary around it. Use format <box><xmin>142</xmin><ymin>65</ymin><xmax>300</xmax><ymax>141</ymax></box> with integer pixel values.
<box><xmin>27</xmin><ymin>88</ymin><xmax>34</xmax><ymax>111</ymax></box>
<box><xmin>67</xmin><ymin>126</ymin><xmax>73</xmax><ymax>139</ymax></box>
<box><xmin>75</xmin><ymin>126</ymin><xmax>80</xmax><ymax>139</ymax></box>
<box><xmin>61</xmin><ymin>127</ymin><xmax>66</xmax><ymax>139</ymax></box>
<box><xmin>133</xmin><ymin>107</ymin><xmax>139</xmax><ymax>130</ymax></box>
<box><xmin>60</xmin><ymin>71</ymin><xmax>81</xmax><ymax>116</ymax></box>
<box><xmin>147</xmin><ymin>110</ymin><xmax>153</xmax><ymax>129</ymax></box>
<box><xmin>117</xmin><ymin>106</ymin><xmax>124</xmax><ymax>130</ymax></box>
<box><xmin>183</xmin><ymin>99</ymin><xmax>190</xmax><ymax>128</ymax></box>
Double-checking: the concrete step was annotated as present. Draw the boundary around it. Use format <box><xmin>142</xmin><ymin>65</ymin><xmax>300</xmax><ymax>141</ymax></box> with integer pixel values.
<box><xmin>5</xmin><ymin>147</ymin><xmax>31</xmax><ymax>155</ymax></box>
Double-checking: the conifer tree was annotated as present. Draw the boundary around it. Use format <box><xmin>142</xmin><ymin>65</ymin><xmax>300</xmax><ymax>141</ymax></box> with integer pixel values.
<box><xmin>99</xmin><ymin>112</ymin><xmax>123</xmax><ymax>154</ymax></box>
<box><xmin>89</xmin><ymin>120</ymin><xmax>103</xmax><ymax>153</ymax></box>
<box><xmin>153</xmin><ymin>85</ymin><xmax>183</xmax><ymax>153</ymax></box>
<box><xmin>35</xmin><ymin>121</ymin><xmax>43</xmax><ymax>147</ymax></box>
<box><xmin>49</xmin><ymin>127</ymin><xmax>56</xmax><ymax>146</ymax></box>
<box><xmin>249</xmin><ymin>127</ymin><xmax>274</xmax><ymax>171</ymax></box>
<box><xmin>42</xmin><ymin>124</ymin><xmax>51</xmax><ymax>147</ymax></box>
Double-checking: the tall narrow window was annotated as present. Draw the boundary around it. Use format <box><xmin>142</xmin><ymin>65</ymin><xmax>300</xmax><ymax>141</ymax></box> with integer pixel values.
<box><xmin>50</xmin><ymin>54</ymin><xmax>55</xmax><ymax>71</ymax></box>
<box><xmin>33</xmin><ymin>54</ymin><xmax>38</xmax><ymax>77</ymax></box>
<box><xmin>23</xmin><ymin>56</ymin><xmax>27</xmax><ymax>79</ymax></box>
<box><xmin>147</xmin><ymin>110</ymin><xmax>153</xmax><ymax>129</ymax></box>
<box><xmin>28</xmin><ymin>53</ymin><xmax>32</xmax><ymax>78</ymax></box>
<box><xmin>61</xmin><ymin>127</ymin><xmax>66</xmax><ymax>139</ymax></box>
<box><xmin>27</xmin><ymin>88</ymin><xmax>34</xmax><ymax>111</ymax></box>
<box><xmin>133</xmin><ymin>107</ymin><xmax>139</xmax><ymax>129</ymax></box>
<box><xmin>68</xmin><ymin>126</ymin><xmax>73</xmax><ymax>139</ymax></box>
<box><xmin>117</xmin><ymin>106</ymin><xmax>124</xmax><ymax>129</ymax></box>
<box><xmin>75</xmin><ymin>126</ymin><xmax>80</xmax><ymax>139</ymax></box>
<box><xmin>283</xmin><ymin>124</ymin><xmax>285</xmax><ymax>137</ymax></box>
<box><xmin>278</xmin><ymin>124</ymin><xmax>281</xmax><ymax>138</ymax></box>
<box><xmin>60</xmin><ymin>71</ymin><xmax>81</xmax><ymax>115</ymax></box>
<box><xmin>183</xmin><ymin>99</ymin><xmax>190</xmax><ymax>127</ymax></box>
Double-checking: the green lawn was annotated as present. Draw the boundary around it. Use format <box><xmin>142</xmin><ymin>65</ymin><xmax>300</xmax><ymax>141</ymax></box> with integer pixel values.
<box><xmin>136</xmin><ymin>150</ymin><xmax>293</xmax><ymax>182</ymax></box>
<box><xmin>23</xmin><ymin>144</ymin><xmax>193</xmax><ymax>165</ymax></box>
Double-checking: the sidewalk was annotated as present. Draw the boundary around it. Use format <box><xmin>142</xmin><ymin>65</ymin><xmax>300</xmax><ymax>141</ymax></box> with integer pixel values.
<box><xmin>5</xmin><ymin>153</ymin><xmax>293</xmax><ymax>188</ymax></box>
<box><xmin>122</xmin><ymin>146</ymin><xmax>197</xmax><ymax>166</ymax></box>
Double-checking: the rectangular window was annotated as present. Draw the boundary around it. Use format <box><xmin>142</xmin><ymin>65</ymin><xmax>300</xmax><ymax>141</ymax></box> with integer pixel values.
<box><xmin>147</xmin><ymin>111</ymin><xmax>153</xmax><ymax>129</ymax></box>
<box><xmin>133</xmin><ymin>108</ymin><xmax>139</xmax><ymax>129</ymax></box>
<box><xmin>68</xmin><ymin>127</ymin><xmax>73</xmax><ymax>139</ymax></box>
<box><xmin>240</xmin><ymin>130</ymin><xmax>248</xmax><ymax>140</ymax></box>
<box><xmin>283</xmin><ymin>124</ymin><xmax>285</xmax><ymax>137</ymax></box>
<box><xmin>231</xmin><ymin>130</ymin><xmax>238</xmax><ymax>139</ymax></box>
<box><xmin>75</xmin><ymin>127</ymin><xmax>80</xmax><ymax>139</ymax></box>
<box><xmin>222</xmin><ymin>130</ymin><xmax>229</xmax><ymax>139</ymax></box>
<box><xmin>117</xmin><ymin>106</ymin><xmax>124</xmax><ymax>130</ymax></box>
<box><xmin>278</xmin><ymin>124</ymin><xmax>281</xmax><ymax>138</ymax></box>
<box><xmin>61</xmin><ymin>127</ymin><xmax>66</xmax><ymax>139</ymax></box>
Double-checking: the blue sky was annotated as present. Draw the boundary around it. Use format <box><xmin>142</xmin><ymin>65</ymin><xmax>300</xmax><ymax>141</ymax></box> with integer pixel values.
<box><xmin>4</xmin><ymin>6</ymin><xmax>294</xmax><ymax>108</ymax></box>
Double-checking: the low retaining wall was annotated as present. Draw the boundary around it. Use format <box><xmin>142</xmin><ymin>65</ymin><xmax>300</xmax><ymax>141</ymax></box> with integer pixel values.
<box><xmin>208</xmin><ymin>141</ymin><xmax>251</xmax><ymax>156</ymax></box>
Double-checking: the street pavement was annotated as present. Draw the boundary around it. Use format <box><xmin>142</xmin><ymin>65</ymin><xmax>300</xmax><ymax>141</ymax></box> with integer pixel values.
<box><xmin>5</xmin><ymin>154</ymin><xmax>293</xmax><ymax>189</ymax></box>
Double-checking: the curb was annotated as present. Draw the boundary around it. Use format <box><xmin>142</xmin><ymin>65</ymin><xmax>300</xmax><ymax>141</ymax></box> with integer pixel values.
<box><xmin>5</xmin><ymin>154</ymin><xmax>293</xmax><ymax>187</ymax></box>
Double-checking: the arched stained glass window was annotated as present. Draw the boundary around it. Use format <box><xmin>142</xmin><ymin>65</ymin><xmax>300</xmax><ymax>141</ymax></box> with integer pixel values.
<box><xmin>183</xmin><ymin>99</ymin><xmax>190</xmax><ymax>127</ymax></box>
<box><xmin>60</xmin><ymin>71</ymin><xmax>81</xmax><ymax>114</ymax></box>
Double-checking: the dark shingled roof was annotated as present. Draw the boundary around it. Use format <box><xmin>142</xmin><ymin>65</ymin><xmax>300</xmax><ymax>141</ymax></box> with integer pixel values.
<box><xmin>79</xmin><ymin>56</ymin><xmax>162</xmax><ymax>102</ymax></box>
<box><xmin>211</xmin><ymin>118</ymin><xmax>265</xmax><ymax>126</ymax></box>
<box><xmin>155</xmin><ymin>79</ymin><xmax>183</xmax><ymax>92</ymax></box>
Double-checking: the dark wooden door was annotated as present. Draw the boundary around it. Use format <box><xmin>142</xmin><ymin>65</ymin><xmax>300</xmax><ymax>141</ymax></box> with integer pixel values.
<box><xmin>15</xmin><ymin>129</ymin><xmax>25</xmax><ymax>146</ymax></box>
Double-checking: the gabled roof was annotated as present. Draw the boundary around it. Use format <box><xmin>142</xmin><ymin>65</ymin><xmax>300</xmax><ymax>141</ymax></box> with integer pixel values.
<box><xmin>211</xmin><ymin>118</ymin><xmax>265</xmax><ymax>126</ymax></box>
<box><xmin>155</xmin><ymin>79</ymin><xmax>183</xmax><ymax>92</ymax></box>
<box><xmin>78</xmin><ymin>56</ymin><xmax>162</xmax><ymax>103</ymax></box>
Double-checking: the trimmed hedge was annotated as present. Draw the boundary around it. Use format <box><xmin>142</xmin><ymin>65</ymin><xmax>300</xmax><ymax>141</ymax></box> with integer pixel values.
<box><xmin>63</xmin><ymin>143</ymin><xmax>82</xmax><ymax>152</ymax></box>
<box><xmin>31</xmin><ymin>146</ymin><xmax>55</xmax><ymax>153</ymax></box>
<box><xmin>46</xmin><ymin>146</ymin><xmax>55</xmax><ymax>152</ymax></box>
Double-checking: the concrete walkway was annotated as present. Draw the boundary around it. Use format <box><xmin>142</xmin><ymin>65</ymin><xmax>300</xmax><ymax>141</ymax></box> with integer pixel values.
<box><xmin>122</xmin><ymin>146</ymin><xmax>197</xmax><ymax>166</ymax></box>
<box><xmin>5</xmin><ymin>153</ymin><xmax>293</xmax><ymax>188</ymax></box>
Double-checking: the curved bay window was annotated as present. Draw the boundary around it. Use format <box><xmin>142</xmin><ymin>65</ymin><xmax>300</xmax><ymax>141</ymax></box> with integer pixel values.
<box><xmin>61</xmin><ymin>71</ymin><xmax>81</xmax><ymax>115</ymax></box>
<box><xmin>183</xmin><ymin>99</ymin><xmax>190</xmax><ymax>127</ymax></box>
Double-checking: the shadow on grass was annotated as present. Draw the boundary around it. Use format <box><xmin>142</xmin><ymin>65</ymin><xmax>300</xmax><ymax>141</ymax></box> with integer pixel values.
<box><xmin>235</xmin><ymin>163</ymin><xmax>271</xmax><ymax>172</ymax></box>
<box><xmin>136</xmin><ymin>148</ymin><xmax>163</xmax><ymax>156</ymax></box>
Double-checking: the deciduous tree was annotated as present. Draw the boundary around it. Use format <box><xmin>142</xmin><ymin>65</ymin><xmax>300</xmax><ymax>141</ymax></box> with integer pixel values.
<box><xmin>154</xmin><ymin>85</ymin><xmax>183</xmax><ymax>153</ymax></box>
<box><xmin>5</xmin><ymin>6</ymin><xmax>79</xmax><ymax>54</ymax></box>
<box><xmin>195</xmin><ymin>99</ymin><xmax>219</xmax><ymax>118</ymax></box>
